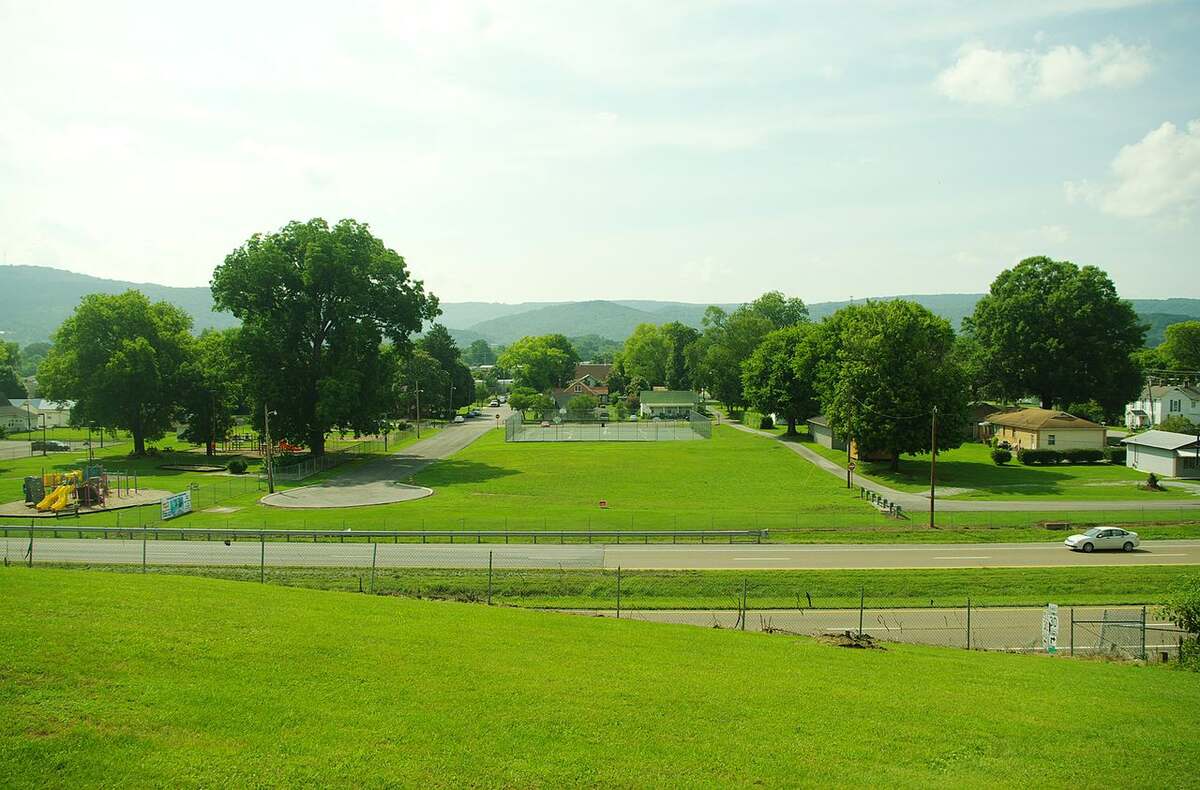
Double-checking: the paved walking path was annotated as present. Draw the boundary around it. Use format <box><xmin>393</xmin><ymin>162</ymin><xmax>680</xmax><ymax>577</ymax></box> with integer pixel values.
<box><xmin>260</xmin><ymin>409</ymin><xmax>507</xmax><ymax>509</ymax></box>
<box><xmin>728</xmin><ymin>423</ymin><xmax>1200</xmax><ymax>512</ymax></box>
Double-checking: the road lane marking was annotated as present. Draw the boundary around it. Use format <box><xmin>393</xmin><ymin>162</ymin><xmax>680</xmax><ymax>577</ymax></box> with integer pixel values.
<box><xmin>732</xmin><ymin>556</ymin><xmax>793</xmax><ymax>561</ymax></box>
<box><xmin>932</xmin><ymin>556</ymin><xmax>991</xmax><ymax>560</ymax></box>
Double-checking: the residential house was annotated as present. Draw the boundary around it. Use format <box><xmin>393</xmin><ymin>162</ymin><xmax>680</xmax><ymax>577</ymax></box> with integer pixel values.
<box><xmin>0</xmin><ymin>403</ymin><xmax>30</xmax><ymax>433</ymax></box>
<box><xmin>552</xmin><ymin>363</ymin><xmax>613</xmax><ymax>410</ymax></box>
<box><xmin>638</xmin><ymin>390</ymin><xmax>698</xmax><ymax>418</ymax></box>
<box><xmin>1122</xmin><ymin>430</ymin><xmax>1200</xmax><ymax>479</ymax></box>
<box><xmin>1125</xmin><ymin>384</ymin><xmax>1200</xmax><ymax>429</ymax></box>
<box><xmin>986</xmin><ymin>407</ymin><xmax>1106</xmax><ymax>451</ymax></box>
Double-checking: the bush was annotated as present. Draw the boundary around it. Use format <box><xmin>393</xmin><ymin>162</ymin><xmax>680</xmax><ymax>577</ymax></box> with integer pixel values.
<box><xmin>1159</xmin><ymin>415</ymin><xmax>1199</xmax><ymax>434</ymax></box>
<box><xmin>1063</xmin><ymin>448</ymin><xmax>1105</xmax><ymax>464</ymax></box>
<box><xmin>990</xmin><ymin>448</ymin><xmax>1012</xmax><ymax>465</ymax></box>
<box><xmin>759</xmin><ymin>415</ymin><xmax>774</xmax><ymax>430</ymax></box>
<box><xmin>1106</xmin><ymin>447</ymin><xmax>1127</xmax><ymax>465</ymax></box>
<box><xmin>227</xmin><ymin>459</ymin><xmax>248</xmax><ymax>475</ymax></box>
<box><xmin>1017</xmin><ymin>448</ymin><xmax>1061</xmax><ymax>465</ymax></box>
<box><xmin>1147</xmin><ymin>472</ymin><xmax>1161</xmax><ymax>490</ymax></box>
<box><xmin>1160</xmin><ymin>574</ymin><xmax>1200</xmax><ymax>671</ymax></box>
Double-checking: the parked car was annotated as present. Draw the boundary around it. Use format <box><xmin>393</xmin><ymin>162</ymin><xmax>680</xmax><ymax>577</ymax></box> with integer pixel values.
<box><xmin>453</xmin><ymin>415</ymin><xmax>465</xmax><ymax>424</ymax></box>
<box><xmin>489</xmin><ymin>399</ymin><xmax>500</xmax><ymax>407</ymax></box>
<box><xmin>469</xmin><ymin>409</ymin><xmax>481</xmax><ymax>417</ymax></box>
<box><xmin>498</xmin><ymin>395</ymin><xmax>507</xmax><ymax>403</ymax></box>
<box><xmin>31</xmin><ymin>439</ymin><xmax>72</xmax><ymax>451</ymax></box>
<box><xmin>540</xmin><ymin>421</ymin><xmax>551</xmax><ymax>428</ymax></box>
<box><xmin>1064</xmin><ymin>527</ymin><xmax>1139</xmax><ymax>553</ymax></box>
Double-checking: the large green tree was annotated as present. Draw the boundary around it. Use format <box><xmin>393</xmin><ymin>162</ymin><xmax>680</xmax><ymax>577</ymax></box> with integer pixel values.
<box><xmin>0</xmin><ymin>365</ymin><xmax>25</xmax><ymax>398</ymax></box>
<box><xmin>19</xmin><ymin>342</ymin><xmax>51</xmax><ymax>377</ymax></box>
<box><xmin>965</xmin><ymin>257</ymin><xmax>1145</xmax><ymax>411</ymax></box>
<box><xmin>1162</xmin><ymin>321</ymin><xmax>1200</xmax><ymax>370</ymax></box>
<box><xmin>741</xmin><ymin>324</ymin><xmax>822</xmax><ymax>435</ymax></box>
<box><xmin>688</xmin><ymin>305</ymin><xmax>774</xmax><ymax>413</ymax></box>
<box><xmin>745</xmin><ymin>291</ymin><xmax>809</xmax><ymax>328</ymax></box>
<box><xmin>212</xmin><ymin>219</ymin><xmax>437</xmax><ymax>455</ymax></box>
<box><xmin>498</xmin><ymin>334</ymin><xmax>578</xmax><ymax>392</ymax></box>
<box><xmin>822</xmin><ymin>301</ymin><xmax>968</xmax><ymax>470</ymax></box>
<box><xmin>420</xmin><ymin>324</ymin><xmax>474</xmax><ymax>414</ymax></box>
<box><xmin>662</xmin><ymin>321</ymin><xmax>701</xmax><ymax>390</ymax></box>
<box><xmin>393</xmin><ymin>348</ymin><xmax>449</xmax><ymax>421</ymax></box>
<box><xmin>40</xmin><ymin>290</ymin><xmax>193</xmax><ymax>454</ymax></box>
<box><xmin>178</xmin><ymin>328</ymin><xmax>243</xmax><ymax>456</ymax></box>
<box><xmin>619</xmin><ymin>323</ymin><xmax>671</xmax><ymax>386</ymax></box>
<box><xmin>463</xmin><ymin>339</ymin><xmax>496</xmax><ymax>366</ymax></box>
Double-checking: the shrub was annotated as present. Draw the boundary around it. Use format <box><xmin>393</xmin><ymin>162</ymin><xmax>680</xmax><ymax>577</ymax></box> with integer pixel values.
<box><xmin>759</xmin><ymin>415</ymin><xmax>774</xmax><ymax>429</ymax></box>
<box><xmin>1106</xmin><ymin>447</ymin><xmax>1127</xmax><ymax>465</ymax></box>
<box><xmin>1147</xmin><ymin>472</ymin><xmax>1161</xmax><ymax>490</ymax></box>
<box><xmin>227</xmin><ymin>459</ymin><xmax>248</xmax><ymax>475</ymax></box>
<box><xmin>990</xmin><ymin>448</ymin><xmax>1012</xmax><ymax>465</ymax></box>
<box><xmin>1160</xmin><ymin>574</ymin><xmax>1200</xmax><ymax>671</ymax></box>
<box><xmin>1017</xmin><ymin>448</ymin><xmax>1061</xmax><ymax>465</ymax></box>
<box><xmin>1063</xmin><ymin>448</ymin><xmax>1105</xmax><ymax>464</ymax></box>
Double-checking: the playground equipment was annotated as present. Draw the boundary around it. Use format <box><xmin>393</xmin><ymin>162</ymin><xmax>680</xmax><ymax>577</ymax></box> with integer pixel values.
<box><xmin>278</xmin><ymin>439</ymin><xmax>303</xmax><ymax>454</ymax></box>
<box><xmin>24</xmin><ymin>464</ymin><xmax>133</xmax><ymax>514</ymax></box>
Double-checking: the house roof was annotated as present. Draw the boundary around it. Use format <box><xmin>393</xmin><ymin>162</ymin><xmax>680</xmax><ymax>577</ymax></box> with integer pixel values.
<box><xmin>8</xmin><ymin>398</ymin><xmax>74</xmax><ymax>411</ymax></box>
<box><xmin>0</xmin><ymin>403</ymin><xmax>30</xmax><ymax>417</ymax></box>
<box><xmin>575</xmin><ymin>363</ymin><xmax>612</xmax><ymax>382</ymax></box>
<box><xmin>639</xmin><ymin>390</ymin><xmax>697</xmax><ymax>405</ymax></box>
<box><xmin>1138</xmin><ymin>384</ymin><xmax>1200</xmax><ymax>400</ymax></box>
<box><xmin>1121</xmin><ymin>430</ymin><xmax>1200</xmax><ymax>451</ymax></box>
<box><xmin>985</xmin><ymin>407</ymin><xmax>1105</xmax><ymax>431</ymax></box>
<box><xmin>554</xmin><ymin>378</ymin><xmax>609</xmax><ymax>398</ymax></box>
<box><xmin>808</xmin><ymin>414</ymin><xmax>831</xmax><ymax>428</ymax></box>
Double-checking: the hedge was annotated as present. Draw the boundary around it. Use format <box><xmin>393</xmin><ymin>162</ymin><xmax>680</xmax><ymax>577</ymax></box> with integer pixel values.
<box><xmin>1063</xmin><ymin>448</ymin><xmax>1105</xmax><ymax>464</ymax></box>
<box><xmin>1107</xmin><ymin>447</ymin><xmax>1127</xmax><ymax>465</ymax></box>
<box><xmin>1017</xmin><ymin>448</ymin><xmax>1062</xmax><ymax>465</ymax></box>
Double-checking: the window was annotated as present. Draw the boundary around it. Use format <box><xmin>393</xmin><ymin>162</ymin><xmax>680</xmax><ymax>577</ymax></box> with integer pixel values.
<box><xmin>1170</xmin><ymin>399</ymin><xmax>1182</xmax><ymax>413</ymax></box>
<box><xmin>1047</xmin><ymin>434</ymin><xmax>1056</xmax><ymax>446</ymax></box>
<box><xmin>574</xmin><ymin>384</ymin><xmax>582</xmax><ymax>393</ymax></box>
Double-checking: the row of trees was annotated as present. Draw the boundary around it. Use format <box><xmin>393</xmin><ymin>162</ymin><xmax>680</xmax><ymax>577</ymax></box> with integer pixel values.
<box><xmin>39</xmin><ymin>219</ymin><xmax>482</xmax><ymax>457</ymax></box>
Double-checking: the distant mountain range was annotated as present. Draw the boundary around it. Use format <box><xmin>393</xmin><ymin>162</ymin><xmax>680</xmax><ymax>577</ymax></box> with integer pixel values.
<box><xmin>2</xmin><ymin>264</ymin><xmax>1197</xmax><ymax>349</ymax></box>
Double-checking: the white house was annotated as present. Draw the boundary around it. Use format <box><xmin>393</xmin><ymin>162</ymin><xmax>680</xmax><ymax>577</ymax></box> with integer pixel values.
<box><xmin>7</xmin><ymin>399</ymin><xmax>75</xmax><ymax>429</ymax></box>
<box><xmin>1122</xmin><ymin>430</ymin><xmax>1200</xmax><ymax>479</ymax></box>
<box><xmin>1125</xmin><ymin>385</ymin><xmax>1200</xmax><ymax>429</ymax></box>
<box><xmin>0</xmin><ymin>403</ymin><xmax>30</xmax><ymax>433</ymax></box>
<box><xmin>806</xmin><ymin>415</ymin><xmax>846</xmax><ymax>451</ymax></box>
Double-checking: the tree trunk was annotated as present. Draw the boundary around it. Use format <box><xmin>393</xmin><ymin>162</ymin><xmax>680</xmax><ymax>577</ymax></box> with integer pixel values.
<box><xmin>786</xmin><ymin>416</ymin><xmax>798</xmax><ymax>436</ymax></box>
<box><xmin>133</xmin><ymin>430</ymin><xmax>146</xmax><ymax>455</ymax></box>
<box><xmin>1041</xmin><ymin>394</ymin><xmax>1053</xmax><ymax>409</ymax></box>
<box><xmin>890</xmin><ymin>454</ymin><xmax>899</xmax><ymax>472</ymax></box>
<box><xmin>310</xmin><ymin>431</ymin><xmax>325</xmax><ymax>457</ymax></box>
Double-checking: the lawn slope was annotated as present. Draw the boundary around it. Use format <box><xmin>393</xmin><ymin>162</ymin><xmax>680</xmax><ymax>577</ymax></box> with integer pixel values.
<box><xmin>1</xmin><ymin>569</ymin><xmax>1197</xmax><ymax>787</ymax></box>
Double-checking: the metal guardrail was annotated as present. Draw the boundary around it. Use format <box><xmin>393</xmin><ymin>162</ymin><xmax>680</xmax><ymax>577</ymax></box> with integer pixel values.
<box><xmin>2</xmin><ymin>525</ymin><xmax>767</xmax><ymax>544</ymax></box>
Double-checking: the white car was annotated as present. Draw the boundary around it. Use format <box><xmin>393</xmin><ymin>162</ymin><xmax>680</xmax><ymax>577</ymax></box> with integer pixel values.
<box><xmin>453</xmin><ymin>415</ymin><xmax>465</xmax><ymax>424</ymax></box>
<box><xmin>1065</xmin><ymin>527</ymin><xmax>1139</xmax><ymax>553</ymax></box>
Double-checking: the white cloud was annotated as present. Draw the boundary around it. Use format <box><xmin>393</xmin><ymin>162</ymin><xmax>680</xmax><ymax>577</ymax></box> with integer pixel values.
<box><xmin>1066</xmin><ymin>120</ymin><xmax>1200</xmax><ymax>218</ymax></box>
<box><xmin>935</xmin><ymin>38</ymin><xmax>1151</xmax><ymax>105</ymax></box>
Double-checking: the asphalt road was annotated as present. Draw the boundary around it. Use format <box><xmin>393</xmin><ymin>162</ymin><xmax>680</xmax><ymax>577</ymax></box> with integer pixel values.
<box><xmin>10</xmin><ymin>537</ymin><xmax>1200</xmax><ymax>570</ymax></box>
<box><xmin>260</xmin><ymin>408</ymin><xmax>507</xmax><ymax>508</ymax></box>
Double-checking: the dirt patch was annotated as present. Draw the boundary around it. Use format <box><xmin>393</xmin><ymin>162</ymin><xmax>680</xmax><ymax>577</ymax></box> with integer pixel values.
<box><xmin>816</xmin><ymin>631</ymin><xmax>886</xmax><ymax>650</ymax></box>
<box><xmin>159</xmin><ymin>464</ymin><xmax>226</xmax><ymax>472</ymax></box>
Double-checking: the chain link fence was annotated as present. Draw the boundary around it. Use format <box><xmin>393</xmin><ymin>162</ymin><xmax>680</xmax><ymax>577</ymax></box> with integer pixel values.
<box><xmin>6</xmin><ymin>531</ymin><xmax>1191</xmax><ymax>662</ymax></box>
<box><xmin>505</xmin><ymin>410</ymin><xmax>711</xmax><ymax>442</ymax></box>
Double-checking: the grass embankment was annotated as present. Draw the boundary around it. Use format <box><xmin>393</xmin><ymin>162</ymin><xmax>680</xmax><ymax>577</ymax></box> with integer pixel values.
<box><xmin>2</xmin><ymin>569</ymin><xmax>1197</xmax><ymax>786</ymax></box>
<box><xmin>63</xmin><ymin>564</ymin><xmax>1198</xmax><ymax>609</ymax></box>
<box><xmin>797</xmin><ymin>432</ymin><xmax>1194</xmax><ymax>501</ymax></box>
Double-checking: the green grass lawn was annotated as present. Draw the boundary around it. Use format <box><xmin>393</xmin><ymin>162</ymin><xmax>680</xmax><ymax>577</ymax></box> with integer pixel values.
<box><xmin>797</xmin><ymin>433</ymin><xmax>1196</xmax><ymax>501</ymax></box>
<box><xmin>65</xmin><ymin>563</ymin><xmax>1198</xmax><ymax>610</ymax></box>
<box><xmin>1</xmin><ymin>569</ymin><xmax>1197</xmax><ymax>786</ymax></box>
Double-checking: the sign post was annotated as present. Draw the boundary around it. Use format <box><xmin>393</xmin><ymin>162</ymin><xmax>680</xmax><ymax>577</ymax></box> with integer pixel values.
<box><xmin>1042</xmin><ymin>603</ymin><xmax>1059</xmax><ymax>654</ymax></box>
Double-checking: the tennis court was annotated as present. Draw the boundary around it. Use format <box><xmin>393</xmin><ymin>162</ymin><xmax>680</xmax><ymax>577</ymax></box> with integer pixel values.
<box><xmin>505</xmin><ymin>410</ymin><xmax>712</xmax><ymax>442</ymax></box>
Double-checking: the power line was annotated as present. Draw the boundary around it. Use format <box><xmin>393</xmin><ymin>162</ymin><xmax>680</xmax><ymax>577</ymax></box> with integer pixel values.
<box><xmin>847</xmin><ymin>393</ymin><xmax>929</xmax><ymax>421</ymax></box>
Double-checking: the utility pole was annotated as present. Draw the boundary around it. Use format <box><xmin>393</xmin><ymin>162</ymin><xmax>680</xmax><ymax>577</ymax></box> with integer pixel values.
<box><xmin>449</xmin><ymin>381</ymin><xmax>455</xmax><ymax>419</ymax></box>
<box><xmin>415</xmin><ymin>382</ymin><xmax>421</xmax><ymax>439</ymax></box>
<box><xmin>39</xmin><ymin>414</ymin><xmax>46</xmax><ymax>457</ymax></box>
<box><xmin>846</xmin><ymin>436</ymin><xmax>852</xmax><ymax>489</ymax></box>
<box><xmin>929</xmin><ymin>405</ymin><xmax>938</xmax><ymax>529</ymax></box>
<box><xmin>263</xmin><ymin>403</ymin><xmax>275</xmax><ymax>494</ymax></box>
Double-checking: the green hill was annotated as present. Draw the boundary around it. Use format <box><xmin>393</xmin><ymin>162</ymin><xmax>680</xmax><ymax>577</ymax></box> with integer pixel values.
<box><xmin>2</xmin><ymin>568</ymin><xmax>1197</xmax><ymax>786</ymax></box>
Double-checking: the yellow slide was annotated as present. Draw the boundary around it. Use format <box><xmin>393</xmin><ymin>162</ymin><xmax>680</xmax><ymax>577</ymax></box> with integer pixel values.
<box><xmin>36</xmin><ymin>485</ymin><xmax>72</xmax><ymax>512</ymax></box>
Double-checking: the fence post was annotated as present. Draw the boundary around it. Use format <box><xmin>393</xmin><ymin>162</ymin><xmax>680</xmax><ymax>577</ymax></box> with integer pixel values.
<box><xmin>370</xmin><ymin>542</ymin><xmax>377</xmax><ymax>594</ymax></box>
<box><xmin>1070</xmin><ymin>608</ymin><xmax>1074</xmax><ymax>657</ymax></box>
<box><xmin>260</xmin><ymin>534</ymin><xmax>265</xmax><ymax>584</ymax></box>
<box><xmin>27</xmin><ymin>527</ymin><xmax>33</xmax><ymax>568</ymax></box>
<box><xmin>734</xmin><ymin>576</ymin><xmax>744</xmax><ymax>629</ymax></box>
<box><xmin>487</xmin><ymin>551</ymin><xmax>493</xmax><ymax>605</ymax></box>
<box><xmin>1141</xmin><ymin>605</ymin><xmax>1147</xmax><ymax>661</ymax></box>
<box><xmin>614</xmin><ymin>561</ymin><xmax>624</xmax><ymax>619</ymax></box>
<box><xmin>966</xmin><ymin>597</ymin><xmax>971</xmax><ymax>650</ymax></box>
<box><xmin>858</xmin><ymin>586</ymin><xmax>865</xmax><ymax>637</ymax></box>
<box><xmin>142</xmin><ymin>531</ymin><xmax>147</xmax><ymax>574</ymax></box>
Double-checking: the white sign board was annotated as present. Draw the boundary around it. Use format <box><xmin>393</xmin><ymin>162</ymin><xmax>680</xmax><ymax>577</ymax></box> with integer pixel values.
<box><xmin>161</xmin><ymin>491</ymin><xmax>193</xmax><ymax>521</ymax></box>
<box><xmin>1042</xmin><ymin>603</ymin><xmax>1059</xmax><ymax>654</ymax></box>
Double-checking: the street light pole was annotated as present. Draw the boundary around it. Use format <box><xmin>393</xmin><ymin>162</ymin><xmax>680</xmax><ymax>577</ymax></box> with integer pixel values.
<box><xmin>40</xmin><ymin>414</ymin><xmax>46</xmax><ymax>457</ymax></box>
<box><xmin>929</xmin><ymin>405</ymin><xmax>938</xmax><ymax>529</ymax></box>
<box><xmin>263</xmin><ymin>403</ymin><xmax>275</xmax><ymax>495</ymax></box>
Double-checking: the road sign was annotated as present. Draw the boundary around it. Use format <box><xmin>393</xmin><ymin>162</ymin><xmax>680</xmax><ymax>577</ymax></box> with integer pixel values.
<box><xmin>1042</xmin><ymin>603</ymin><xmax>1059</xmax><ymax>654</ymax></box>
<box><xmin>847</xmin><ymin>461</ymin><xmax>857</xmax><ymax>471</ymax></box>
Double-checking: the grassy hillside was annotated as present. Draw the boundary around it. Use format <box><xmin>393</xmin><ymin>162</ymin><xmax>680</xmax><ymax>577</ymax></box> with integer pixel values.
<box><xmin>2</xmin><ymin>569</ymin><xmax>1197</xmax><ymax>787</ymax></box>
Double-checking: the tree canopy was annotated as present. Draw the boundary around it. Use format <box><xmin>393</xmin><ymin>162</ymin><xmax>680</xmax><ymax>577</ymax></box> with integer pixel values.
<box><xmin>40</xmin><ymin>290</ymin><xmax>193</xmax><ymax>454</ymax></box>
<box><xmin>741</xmin><ymin>323</ymin><xmax>822</xmax><ymax>434</ymax></box>
<box><xmin>211</xmin><ymin>218</ymin><xmax>437</xmax><ymax>455</ymax></box>
<box><xmin>965</xmin><ymin>257</ymin><xmax>1144</xmax><ymax>413</ymax></box>
<box><xmin>420</xmin><ymin>324</ymin><xmax>474</xmax><ymax>414</ymax></box>
<box><xmin>177</xmin><ymin>328</ymin><xmax>243</xmax><ymax>456</ymax></box>
<box><xmin>619</xmin><ymin>323</ymin><xmax>671</xmax><ymax>386</ymax></box>
<box><xmin>498</xmin><ymin>334</ymin><xmax>578</xmax><ymax>392</ymax></box>
<box><xmin>688</xmin><ymin>304</ymin><xmax>775</xmax><ymax>412</ymax></box>
<box><xmin>393</xmin><ymin>348</ymin><xmax>449</xmax><ymax>420</ymax></box>
<box><xmin>821</xmin><ymin>301</ymin><xmax>968</xmax><ymax>469</ymax></box>
<box><xmin>1162</xmin><ymin>321</ymin><xmax>1200</xmax><ymax>370</ymax></box>
<box><xmin>463</xmin><ymin>339</ymin><xmax>497</xmax><ymax>366</ymax></box>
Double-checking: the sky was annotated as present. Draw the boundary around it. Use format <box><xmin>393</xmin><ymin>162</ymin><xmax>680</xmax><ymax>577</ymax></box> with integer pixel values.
<box><xmin>1</xmin><ymin>0</ymin><xmax>1198</xmax><ymax>304</ymax></box>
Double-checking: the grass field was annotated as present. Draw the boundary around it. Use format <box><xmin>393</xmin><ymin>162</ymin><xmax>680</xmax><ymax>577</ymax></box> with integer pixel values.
<box><xmin>1</xmin><ymin>569</ymin><xmax>1197</xmax><ymax>786</ymax></box>
<box><xmin>58</xmin><ymin>563</ymin><xmax>1198</xmax><ymax>609</ymax></box>
<box><xmin>795</xmin><ymin>431</ymin><xmax>1197</xmax><ymax>501</ymax></box>
<box><xmin>4</xmin><ymin>423</ymin><xmax>1200</xmax><ymax>541</ymax></box>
